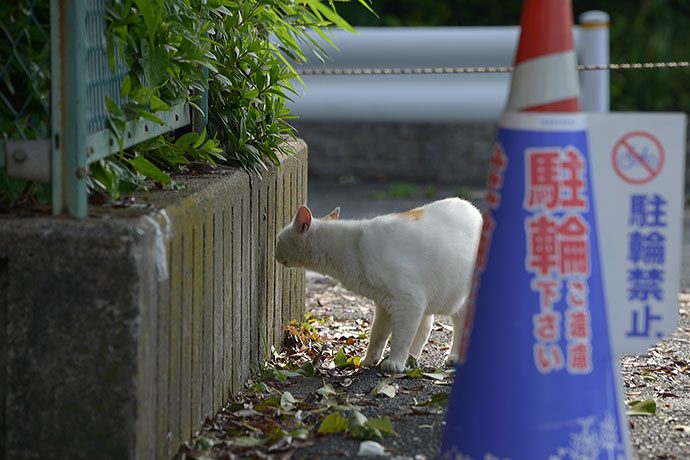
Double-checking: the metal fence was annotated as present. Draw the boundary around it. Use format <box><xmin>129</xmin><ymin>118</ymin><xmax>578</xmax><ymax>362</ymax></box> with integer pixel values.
<box><xmin>0</xmin><ymin>0</ymin><xmax>193</xmax><ymax>217</ymax></box>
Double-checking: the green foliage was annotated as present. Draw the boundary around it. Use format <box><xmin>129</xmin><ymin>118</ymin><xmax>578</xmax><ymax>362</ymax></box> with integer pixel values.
<box><xmin>0</xmin><ymin>0</ymin><xmax>364</xmax><ymax>209</ymax></box>
<box><xmin>105</xmin><ymin>0</ymin><xmax>367</xmax><ymax>178</ymax></box>
<box><xmin>0</xmin><ymin>0</ymin><xmax>51</xmax><ymax>141</ymax></box>
<box><xmin>337</xmin><ymin>0</ymin><xmax>690</xmax><ymax>114</ymax></box>
<box><xmin>203</xmin><ymin>0</ymin><xmax>369</xmax><ymax>174</ymax></box>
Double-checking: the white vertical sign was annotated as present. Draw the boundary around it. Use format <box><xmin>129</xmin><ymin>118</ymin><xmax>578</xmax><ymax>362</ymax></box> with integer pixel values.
<box><xmin>588</xmin><ymin>112</ymin><xmax>687</xmax><ymax>355</ymax></box>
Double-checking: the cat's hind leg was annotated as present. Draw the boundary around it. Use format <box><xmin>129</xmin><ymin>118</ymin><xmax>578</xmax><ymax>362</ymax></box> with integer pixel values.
<box><xmin>409</xmin><ymin>314</ymin><xmax>434</xmax><ymax>360</ymax></box>
<box><xmin>361</xmin><ymin>304</ymin><xmax>392</xmax><ymax>367</ymax></box>
<box><xmin>381</xmin><ymin>304</ymin><xmax>424</xmax><ymax>373</ymax></box>
<box><xmin>445</xmin><ymin>308</ymin><xmax>466</xmax><ymax>367</ymax></box>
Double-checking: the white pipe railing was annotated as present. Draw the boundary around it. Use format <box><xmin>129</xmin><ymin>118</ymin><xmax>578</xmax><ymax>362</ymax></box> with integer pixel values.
<box><xmin>578</xmin><ymin>10</ymin><xmax>610</xmax><ymax>112</ymax></box>
<box><xmin>287</xmin><ymin>12</ymin><xmax>610</xmax><ymax>122</ymax></box>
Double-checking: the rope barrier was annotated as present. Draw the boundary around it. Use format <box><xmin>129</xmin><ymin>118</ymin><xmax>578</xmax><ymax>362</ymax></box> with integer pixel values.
<box><xmin>296</xmin><ymin>61</ymin><xmax>690</xmax><ymax>75</ymax></box>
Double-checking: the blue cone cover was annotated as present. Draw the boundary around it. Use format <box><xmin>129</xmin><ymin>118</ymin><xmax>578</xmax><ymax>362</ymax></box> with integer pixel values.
<box><xmin>441</xmin><ymin>116</ymin><xmax>629</xmax><ymax>460</ymax></box>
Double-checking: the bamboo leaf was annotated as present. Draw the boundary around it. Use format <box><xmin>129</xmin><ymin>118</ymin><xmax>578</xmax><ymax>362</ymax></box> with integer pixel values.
<box><xmin>129</xmin><ymin>156</ymin><xmax>171</xmax><ymax>184</ymax></box>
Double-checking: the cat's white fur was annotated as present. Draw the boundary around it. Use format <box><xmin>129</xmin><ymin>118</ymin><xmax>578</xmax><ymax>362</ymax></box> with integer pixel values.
<box><xmin>276</xmin><ymin>197</ymin><xmax>482</xmax><ymax>373</ymax></box>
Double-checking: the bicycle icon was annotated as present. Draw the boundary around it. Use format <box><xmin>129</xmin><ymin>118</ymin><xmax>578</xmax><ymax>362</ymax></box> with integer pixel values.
<box><xmin>611</xmin><ymin>131</ymin><xmax>664</xmax><ymax>184</ymax></box>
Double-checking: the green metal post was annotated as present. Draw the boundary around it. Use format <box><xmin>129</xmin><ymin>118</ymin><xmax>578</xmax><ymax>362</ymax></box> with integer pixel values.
<box><xmin>52</xmin><ymin>0</ymin><xmax>87</xmax><ymax>217</ymax></box>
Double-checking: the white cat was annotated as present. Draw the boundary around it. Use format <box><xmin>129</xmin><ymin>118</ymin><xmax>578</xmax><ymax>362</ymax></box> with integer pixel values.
<box><xmin>275</xmin><ymin>197</ymin><xmax>483</xmax><ymax>373</ymax></box>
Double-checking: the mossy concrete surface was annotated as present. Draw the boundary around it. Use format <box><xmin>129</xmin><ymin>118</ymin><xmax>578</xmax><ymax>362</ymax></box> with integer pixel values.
<box><xmin>0</xmin><ymin>139</ymin><xmax>307</xmax><ymax>460</ymax></box>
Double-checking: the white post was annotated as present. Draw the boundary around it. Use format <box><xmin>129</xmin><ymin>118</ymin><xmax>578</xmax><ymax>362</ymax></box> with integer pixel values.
<box><xmin>578</xmin><ymin>10</ymin><xmax>610</xmax><ymax>112</ymax></box>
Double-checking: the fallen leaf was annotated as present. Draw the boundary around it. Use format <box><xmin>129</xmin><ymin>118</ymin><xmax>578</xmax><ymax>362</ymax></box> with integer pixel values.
<box><xmin>318</xmin><ymin>412</ymin><xmax>348</xmax><ymax>434</ymax></box>
<box><xmin>365</xmin><ymin>416</ymin><xmax>397</xmax><ymax>436</ymax></box>
<box><xmin>233</xmin><ymin>408</ymin><xmax>262</xmax><ymax>418</ymax></box>
<box><xmin>358</xmin><ymin>440</ymin><xmax>387</xmax><ymax>456</ymax></box>
<box><xmin>626</xmin><ymin>399</ymin><xmax>657</xmax><ymax>416</ymax></box>
<box><xmin>289</xmin><ymin>427</ymin><xmax>310</xmax><ymax>440</ymax></box>
<box><xmin>347</xmin><ymin>410</ymin><xmax>368</xmax><ymax>430</ymax></box>
<box><xmin>233</xmin><ymin>436</ymin><xmax>264</xmax><ymax>447</ymax></box>
<box><xmin>417</xmin><ymin>392</ymin><xmax>449</xmax><ymax>408</ymax></box>
<box><xmin>370</xmin><ymin>379</ymin><xmax>397</xmax><ymax>398</ymax></box>
<box><xmin>334</xmin><ymin>348</ymin><xmax>348</xmax><ymax>368</ymax></box>
<box><xmin>641</xmin><ymin>372</ymin><xmax>659</xmax><ymax>382</ymax></box>
<box><xmin>404</xmin><ymin>368</ymin><xmax>425</xmax><ymax>379</ymax></box>
<box><xmin>422</xmin><ymin>369</ymin><xmax>453</xmax><ymax>381</ymax></box>
<box><xmin>195</xmin><ymin>437</ymin><xmax>215</xmax><ymax>450</ymax></box>
<box><xmin>280</xmin><ymin>391</ymin><xmax>297</xmax><ymax>411</ymax></box>
<box><xmin>316</xmin><ymin>383</ymin><xmax>338</xmax><ymax>397</ymax></box>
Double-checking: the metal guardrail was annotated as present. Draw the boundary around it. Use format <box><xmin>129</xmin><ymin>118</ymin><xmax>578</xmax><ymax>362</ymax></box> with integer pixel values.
<box><xmin>0</xmin><ymin>0</ymin><xmax>195</xmax><ymax>217</ymax></box>
<box><xmin>287</xmin><ymin>12</ymin><xmax>613</xmax><ymax>122</ymax></box>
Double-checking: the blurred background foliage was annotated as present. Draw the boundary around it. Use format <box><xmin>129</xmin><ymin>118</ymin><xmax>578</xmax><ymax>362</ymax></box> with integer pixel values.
<box><xmin>334</xmin><ymin>0</ymin><xmax>690</xmax><ymax>113</ymax></box>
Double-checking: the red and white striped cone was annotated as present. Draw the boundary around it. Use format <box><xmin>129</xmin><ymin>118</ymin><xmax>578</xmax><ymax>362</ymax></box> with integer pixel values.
<box><xmin>505</xmin><ymin>0</ymin><xmax>580</xmax><ymax>112</ymax></box>
<box><xmin>440</xmin><ymin>1</ymin><xmax>632</xmax><ymax>458</ymax></box>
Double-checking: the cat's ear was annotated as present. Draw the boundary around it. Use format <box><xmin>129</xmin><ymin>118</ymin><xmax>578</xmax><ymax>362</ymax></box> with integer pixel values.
<box><xmin>294</xmin><ymin>206</ymin><xmax>312</xmax><ymax>233</ymax></box>
<box><xmin>323</xmin><ymin>207</ymin><xmax>340</xmax><ymax>221</ymax></box>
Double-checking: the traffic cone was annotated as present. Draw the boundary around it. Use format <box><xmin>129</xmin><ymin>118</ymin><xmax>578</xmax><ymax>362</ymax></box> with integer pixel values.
<box><xmin>440</xmin><ymin>1</ymin><xmax>631</xmax><ymax>459</ymax></box>
<box><xmin>506</xmin><ymin>0</ymin><xmax>580</xmax><ymax>112</ymax></box>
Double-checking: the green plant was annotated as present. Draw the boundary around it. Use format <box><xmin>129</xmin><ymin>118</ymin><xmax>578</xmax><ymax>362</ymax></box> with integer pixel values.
<box><xmin>250</xmin><ymin>322</ymin><xmax>288</xmax><ymax>384</ymax></box>
<box><xmin>0</xmin><ymin>0</ymin><xmax>370</xmax><ymax>209</ymax></box>
<box><xmin>104</xmin><ymin>0</ymin><xmax>371</xmax><ymax>180</ymax></box>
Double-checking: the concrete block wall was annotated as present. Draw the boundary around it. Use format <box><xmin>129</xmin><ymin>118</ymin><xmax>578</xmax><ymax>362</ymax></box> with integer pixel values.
<box><xmin>0</xmin><ymin>140</ymin><xmax>307</xmax><ymax>460</ymax></box>
<box><xmin>293</xmin><ymin>121</ymin><xmax>497</xmax><ymax>186</ymax></box>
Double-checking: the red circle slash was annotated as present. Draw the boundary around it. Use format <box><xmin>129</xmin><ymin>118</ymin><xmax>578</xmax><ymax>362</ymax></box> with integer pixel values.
<box><xmin>611</xmin><ymin>131</ymin><xmax>664</xmax><ymax>185</ymax></box>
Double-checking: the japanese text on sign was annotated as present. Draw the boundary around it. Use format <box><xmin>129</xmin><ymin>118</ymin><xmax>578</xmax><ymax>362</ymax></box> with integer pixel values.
<box><xmin>626</xmin><ymin>194</ymin><xmax>668</xmax><ymax>339</ymax></box>
<box><xmin>524</xmin><ymin>146</ymin><xmax>593</xmax><ymax>375</ymax></box>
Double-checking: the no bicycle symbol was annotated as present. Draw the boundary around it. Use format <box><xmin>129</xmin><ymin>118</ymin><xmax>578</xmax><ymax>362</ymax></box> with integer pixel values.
<box><xmin>612</xmin><ymin>131</ymin><xmax>665</xmax><ymax>184</ymax></box>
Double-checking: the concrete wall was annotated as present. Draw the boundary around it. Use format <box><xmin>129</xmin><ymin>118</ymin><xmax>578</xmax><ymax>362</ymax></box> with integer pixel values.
<box><xmin>293</xmin><ymin>121</ymin><xmax>496</xmax><ymax>186</ymax></box>
<box><xmin>0</xmin><ymin>139</ymin><xmax>307</xmax><ymax>460</ymax></box>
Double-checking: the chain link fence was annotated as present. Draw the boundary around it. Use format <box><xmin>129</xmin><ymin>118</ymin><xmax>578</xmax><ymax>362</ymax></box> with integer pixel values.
<box><xmin>0</xmin><ymin>0</ymin><xmax>193</xmax><ymax>217</ymax></box>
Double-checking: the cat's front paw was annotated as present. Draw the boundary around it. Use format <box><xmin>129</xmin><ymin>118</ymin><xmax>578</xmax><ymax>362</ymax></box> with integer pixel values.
<box><xmin>380</xmin><ymin>358</ymin><xmax>405</xmax><ymax>374</ymax></box>
<box><xmin>360</xmin><ymin>356</ymin><xmax>379</xmax><ymax>367</ymax></box>
<box><xmin>444</xmin><ymin>354</ymin><xmax>456</xmax><ymax>368</ymax></box>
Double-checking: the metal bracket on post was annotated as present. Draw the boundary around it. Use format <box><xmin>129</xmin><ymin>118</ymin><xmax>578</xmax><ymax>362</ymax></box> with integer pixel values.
<box><xmin>4</xmin><ymin>140</ymin><xmax>51</xmax><ymax>182</ymax></box>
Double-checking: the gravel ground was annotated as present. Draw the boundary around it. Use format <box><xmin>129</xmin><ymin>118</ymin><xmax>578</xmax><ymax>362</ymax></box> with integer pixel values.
<box><xmin>176</xmin><ymin>271</ymin><xmax>690</xmax><ymax>460</ymax></box>
<box><xmin>289</xmin><ymin>272</ymin><xmax>454</xmax><ymax>460</ymax></box>
<box><xmin>622</xmin><ymin>293</ymin><xmax>690</xmax><ymax>460</ymax></box>
<box><xmin>300</xmin><ymin>276</ymin><xmax>690</xmax><ymax>460</ymax></box>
